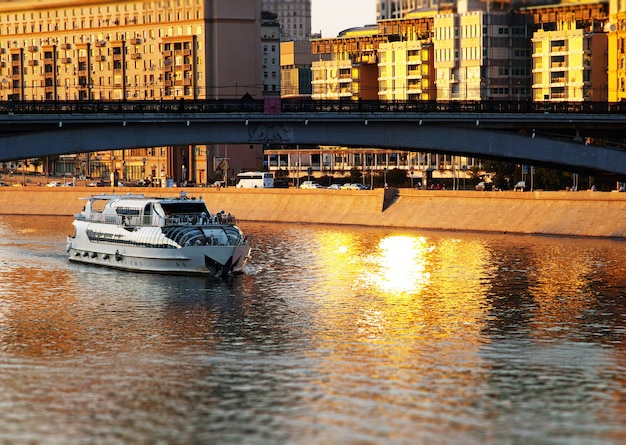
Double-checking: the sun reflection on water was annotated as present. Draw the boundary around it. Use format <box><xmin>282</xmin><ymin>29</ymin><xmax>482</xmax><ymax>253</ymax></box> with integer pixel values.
<box><xmin>309</xmin><ymin>229</ymin><xmax>496</xmax><ymax>349</ymax></box>
<box><xmin>363</xmin><ymin>235</ymin><xmax>432</xmax><ymax>296</ymax></box>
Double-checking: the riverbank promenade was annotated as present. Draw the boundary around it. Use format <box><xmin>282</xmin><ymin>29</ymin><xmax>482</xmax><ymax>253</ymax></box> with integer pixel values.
<box><xmin>1</xmin><ymin>186</ymin><xmax>626</xmax><ymax>239</ymax></box>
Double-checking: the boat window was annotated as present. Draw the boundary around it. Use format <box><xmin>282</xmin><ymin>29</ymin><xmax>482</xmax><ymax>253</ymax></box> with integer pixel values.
<box><xmin>116</xmin><ymin>207</ymin><xmax>141</xmax><ymax>215</ymax></box>
<box><xmin>144</xmin><ymin>203</ymin><xmax>152</xmax><ymax>216</ymax></box>
<box><xmin>160</xmin><ymin>202</ymin><xmax>209</xmax><ymax>215</ymax></box>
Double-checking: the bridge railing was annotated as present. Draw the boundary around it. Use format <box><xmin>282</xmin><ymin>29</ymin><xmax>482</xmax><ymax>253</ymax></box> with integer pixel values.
<box><xmin>1</xmin><ymin>98</ymin><xmax>626</xmax><ymax>115</ymax></box>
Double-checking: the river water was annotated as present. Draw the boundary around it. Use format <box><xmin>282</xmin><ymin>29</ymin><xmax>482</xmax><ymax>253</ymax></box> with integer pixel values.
<box><xmin>0</xmin><ymin>215</ymin><xmax>624</xmax><ymax>444</ymax></box>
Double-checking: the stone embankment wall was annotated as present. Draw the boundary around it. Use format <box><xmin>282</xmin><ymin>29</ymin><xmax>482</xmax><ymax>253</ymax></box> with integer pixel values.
<box><xmin>1</xmin><ymin>187</ymin><xmax>626</xmax><ymax>238</ymax></box>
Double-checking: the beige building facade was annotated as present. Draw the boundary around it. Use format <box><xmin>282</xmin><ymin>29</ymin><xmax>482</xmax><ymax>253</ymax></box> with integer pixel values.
<box><xmin>0</xmin><ymin>0</ymin><xmax>263</xmax><ymax>185</ymax></box>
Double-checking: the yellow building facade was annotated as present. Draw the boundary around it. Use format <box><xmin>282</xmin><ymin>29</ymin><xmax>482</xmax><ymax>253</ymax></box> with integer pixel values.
<box><xmin>0</xmin><ymin>0</ymin><xmax>262</xmax><ymax>184</ymax></box>
<box><xmin>378</xmin><ymin>40</ymin><xmax>434</xmax><ymax>101</ymax></box>
<box><xmin>608</xmin><ymin>10</ymin><xmax>626</xmax><ymax>102</ymax></box>
<box><xmin>532</xmin><ymin>27</ymin><xmax>607</xmax><ymax>102</ymax></box>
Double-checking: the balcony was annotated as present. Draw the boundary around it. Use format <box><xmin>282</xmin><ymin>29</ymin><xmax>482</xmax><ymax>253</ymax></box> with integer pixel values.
<box><xmin>131</xmin><ymin>53</ymin><xmax>142</xmax><ymax>60</ymax></box>
<box><xmin>27</xmin><ymin>60</ymin><xmax>38</xmax><ymax>66</ymax></box>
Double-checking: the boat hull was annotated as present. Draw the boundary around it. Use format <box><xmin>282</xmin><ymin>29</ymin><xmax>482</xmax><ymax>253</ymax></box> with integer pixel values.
<box><xmin>67</xmin><ymin>240</ymin><xmax>250</xmax><ymax>276</ymax></box>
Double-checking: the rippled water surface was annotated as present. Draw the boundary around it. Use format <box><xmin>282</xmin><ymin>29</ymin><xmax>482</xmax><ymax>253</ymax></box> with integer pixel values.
<box><xmin>0</xmin><ymin>216</ymin><xmax>624</xmax><ymax>444</ymax></box>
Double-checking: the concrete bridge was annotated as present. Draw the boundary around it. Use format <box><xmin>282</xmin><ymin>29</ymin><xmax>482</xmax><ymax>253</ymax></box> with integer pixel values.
<box><xmin>1</xmin><ymin>99</ymin><xmax>625</xmax><ymax>177</ymax></box>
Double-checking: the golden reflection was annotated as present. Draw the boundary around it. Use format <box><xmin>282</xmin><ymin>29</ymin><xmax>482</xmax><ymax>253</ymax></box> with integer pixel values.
<box><xmin>364</xmin><ymin>235</ymin><xmax>432</xmax><ymax>295</ymax></box>
<box><xmin>0</xmin><ymin>265</ymin><xmax>81</xmax><ymax>356</ymax></box>
<box><xmin>307</xmin><ymin>231</ymin><xmax>496</xmax><ymax>425</ymax></box>
<box><xmin>311</xmin><ymin>229</ymin><xmax>494</xmax><ymax>345</ymax></box>
<box><xmin>529</xmin><ymin>243</ymin><xmax>600</xmax><ymax>339</ymax></box>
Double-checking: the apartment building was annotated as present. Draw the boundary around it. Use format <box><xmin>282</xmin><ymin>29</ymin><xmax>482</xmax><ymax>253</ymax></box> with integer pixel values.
<box><xmin>311</xmin><ymin>26</ymin><xmax>382</xmax><ymax>100</ymax></box>
<box><xmin>0</xmin><ymin>0</ymin><xmax>262</xmax><ymax>184</ymax></box>
<box><xmin>261</xmin><ymin>11</ymin><xmax>281</xmax><ymax>96</ymax></box>
<box><xmin>261</xmin><ymin>0</ymin><xmax>311</xmax><ymax>41</ymax></box>
<box><xmin>311</xmin><ymin>10</ymin><xmax>478</xmax><ymax>177</ymax></box>
<box><xmin>280</xmin><ymin>40</ymin><xmax>315</xmax><ymax>97</ymax></box>
<box><xmin>526</xmin><ymin>1</ymin><xmax>609</xmax><ymax>102</ymax></box>
<box><xmin>377</xmin><ymin>14</ymin><xmax>436</xmax><ymax>101</ymax></box>
<box><xmin>377</xmin><ymin>0</ymin><xmax>449</xmax><ymax>20</ymax></box>
<box><xmin>608</xmin><ymin>0</ymin><xmax>626</xmax><ymax>101</ymax></box>
<box><xmin>434</xmin><ymin>7</ymin><xmax>532</xmax><ymax>101</ymax></box>
<box><xmin>378</xmin><ymin>40</ymin><xmax>435</xmax><ymax>101</ymax></box>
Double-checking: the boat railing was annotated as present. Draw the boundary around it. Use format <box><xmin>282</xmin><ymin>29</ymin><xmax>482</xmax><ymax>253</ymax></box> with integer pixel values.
<box><xmin>80</xmin><ymin>211</ymin><xmax>238</xmax><ymax>226</ymax></box>
<box><xmin>164</xmin><ymin>213</ymin><xmax>237</xmax><ymax>226</ymax></box>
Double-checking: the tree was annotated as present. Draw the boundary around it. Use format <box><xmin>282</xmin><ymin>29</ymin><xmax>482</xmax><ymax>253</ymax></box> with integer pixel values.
<box><xmin>349</xmin><ymin>167</ymin><xmax>361</xmax><ymax>183</ymax></box>
<box><xmin>481</xmin><ymin>160</ymin><xmax>516</xmax><ymax>190</ymax></box>
<box><xmin>385</xmin><ymin>168</ymin><xmax>408</xmax><ymax>187</ymax></box>
<box><xmin>532</xmin><ymin>167</ymin><xmax>572</xmax><ymax>190</ymax></box>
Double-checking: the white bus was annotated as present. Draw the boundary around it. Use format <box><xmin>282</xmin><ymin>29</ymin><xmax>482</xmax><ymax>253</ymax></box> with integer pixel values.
<box><xmin>236</xmin><ymin>171</ymin><xmax>274</xmax><ymax>188</ymax></box>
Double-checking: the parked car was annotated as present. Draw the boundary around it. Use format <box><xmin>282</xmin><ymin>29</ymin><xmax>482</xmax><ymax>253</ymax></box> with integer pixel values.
<box><xmin>340</xmin><ymin>183</ymin><xmax>353</xmax><ymax>189</ymax></box>
<box><xmin>349</xmin><ymin>183</ymin><xmax>368</xmax><ymax>190</ymax></box>
<box><xmin>514</xmin><ymin>181</ymin><xmax>526</xmax><ymax>191</ymax></box>
<box><xmin>300</xmin><ymin>181</ymin><xmax>323</xmax><ymax>189</ymax></box>
<box><xmin>88</xmin><ymin>181</ymin><xmax>108</xmax><ymax>187</ymax></box>
<box><xmin>327</xmin><ymin>184</ymin><xmax>342</xmax><ymax>190</ymax></box>
<box><xmin>46</xmin><ymin>181</ymin><xmax>62</xmax><ymax>187</ymax></box>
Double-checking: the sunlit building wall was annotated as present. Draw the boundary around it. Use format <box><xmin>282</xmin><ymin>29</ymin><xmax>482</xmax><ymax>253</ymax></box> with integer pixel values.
<box><xmin>308</xmin><ymin>24</ymin><xmax>384</xmax><ymax>100</ymax></box>
<box><xmin>608</xmin><ymin>0</ymin><xmax>626</xmax><ymax>101</ymax></box>
<box><xmin>280</xmin><ymin>40</ymin><xmax>315</xmax><ymax>97</ymax></box>
<box><xmin>434</xmin><ymin>10</ymin><xmax>532</xmax><ymax>100</ymax></box>
<box><xmin>532</xmin><ymin>27</ymin><xmax>608</xmax><ymax>102</ymax></box>
<box><xmin>378</xmin><ymin>40</ymin><xmax>435</xmax><ymax>101</ymax></box>
<box><xmin>524</xmin><ymin>0</ymin><xmax>610</xmax><ymax>103</ymax></box>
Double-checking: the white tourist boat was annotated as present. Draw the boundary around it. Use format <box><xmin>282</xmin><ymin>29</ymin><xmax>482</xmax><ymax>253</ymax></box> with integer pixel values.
<box><xmin>67</xmin><ymin>192</ymin><xmax>251</xmax><ymax>277</ymax></box>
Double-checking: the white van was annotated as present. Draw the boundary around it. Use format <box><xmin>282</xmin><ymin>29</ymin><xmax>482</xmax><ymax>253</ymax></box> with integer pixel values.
<box><xmin>236</xmin><ymin>172</ymin><xmax>274</xmax><ymax>188</ymax></box>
